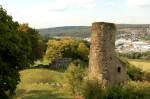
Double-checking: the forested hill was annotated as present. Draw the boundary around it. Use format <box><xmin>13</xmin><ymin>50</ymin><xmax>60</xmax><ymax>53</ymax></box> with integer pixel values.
<box><xmin>38</xmin><ymin>24</ymin><xmax>150</xmax><ymax>38</ymax></box>
<box><xmin>38</xmin><ymin>26</ymin><xmax>90</xmax><ymax>38</ymax></box>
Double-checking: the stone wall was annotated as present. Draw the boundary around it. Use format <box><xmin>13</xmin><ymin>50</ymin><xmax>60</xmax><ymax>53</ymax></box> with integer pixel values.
<box><xmin>49</xmin><ymin>58</ymin><xmax>72</xmax><ymax>69</ymax></box>
<box><xmin>89</xmin><ymin>22</ymin><xmax>127</xmax><ymax>85</ymax></box>
<box><xmin>32</xmin><ymin>58</ymin><xmax>72</xmax><ymax>69</ymax></box>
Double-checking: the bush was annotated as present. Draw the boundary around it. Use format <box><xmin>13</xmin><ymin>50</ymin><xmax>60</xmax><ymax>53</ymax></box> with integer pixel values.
<box><xmin>118</xmin><ymin>52</ymin><xmax>150</xmax><ymax>60</ymax></box>
<box><xmin>82</xmin><ymin>81</ymin><xmax>150</xmax><ymax>99</ymax></box>
<box><xmin>119</xmin><ymin>58</ymin><xmax>149</xmax><ymax>81</ymax></box>
<box><xmin>127</xmin><ymin>64</ymin><xmax>144</xmax><ymax>81</ymax></box>
<box><xmin>82</xmin><ymin>80</ymin><xmax>104</xmax><ymax>99</ymax></box>
<box><xmin>143</xmin><ymin>72</ymin><xmax>150</xmax><ymax>81</ymax></box>
<box><xmin>105</xmin><ymin>82</ymin><xmax>150</xmax><ymax>99</ymax></box>
<box><xmin>66</xmin><ymin>63</ymin><xmax>85</xmax><ymax>98</ymax></box>
<box><xmin>126</xmin><ymin>62</ymin><xmax>150</xmax><ymax>81</ymax></box>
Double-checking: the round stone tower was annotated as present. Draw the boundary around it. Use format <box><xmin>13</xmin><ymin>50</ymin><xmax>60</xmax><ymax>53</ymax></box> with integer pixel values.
<box><xmin>89</xmin><ymin>22</ymin><xmax>127</xmax><ymax>85</ymax></box>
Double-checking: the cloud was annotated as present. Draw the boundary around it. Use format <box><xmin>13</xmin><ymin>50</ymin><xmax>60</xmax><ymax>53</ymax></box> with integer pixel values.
<box><xmin>4</xmin><ymin>0</ymin><xmax>96</xmax><ymax>28</ymax></box>
<box><xmin>34</xmin><ymin>0</ymin><xmax>96</xmax><ymax>12</ymax></box>
<box><xmin>60</xmin><ymin>0</ymin><xmax>96</xmax><ymax>9</ymax></box>
<box><xmin>127</xmin><ymin>0</ymin><xmax>150</xmax><ymax>8</ymax></box>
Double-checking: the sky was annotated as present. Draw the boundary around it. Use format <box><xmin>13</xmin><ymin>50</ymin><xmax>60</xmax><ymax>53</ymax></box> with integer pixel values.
<box><xmin>0</xmin><ymin>0</ymin><xmax>150</xmax><ymax>28</ymax></box>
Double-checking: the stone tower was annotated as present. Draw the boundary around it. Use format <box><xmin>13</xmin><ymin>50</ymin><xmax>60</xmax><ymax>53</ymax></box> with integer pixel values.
<box><xmin>89</xmin><ymin>22</ymin><xmax>127</xmax><ymax>85</ymax></box>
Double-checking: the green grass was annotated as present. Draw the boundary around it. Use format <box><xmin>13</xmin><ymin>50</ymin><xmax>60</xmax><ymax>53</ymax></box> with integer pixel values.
<box><xmin>19</xmin><ymin>69</ymin><xmax>67</xmax><ymax>84</ymax></box>
<box><xmin>34</xmin><ymin>59</ymin><xmax>49</xmax><ymax>66</ymax></box>
<box><xmin>14</xmin><ymin>69</ymin><xmax>73</xmax><ymax>99</ymax></box>
<box><xmin>128</xmin><ymin>59</ymin><xmax>150</xmax><ymax>72</ymax></box>
<box><xmin>14</xmin><ymin>59</ymin><xmax>150</xmax><ymax>99</ymax></box>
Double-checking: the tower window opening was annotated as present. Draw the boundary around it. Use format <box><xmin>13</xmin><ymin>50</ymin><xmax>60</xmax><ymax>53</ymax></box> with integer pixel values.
<box><xmin>117</xmin><ymin>67</ymin><xmax>121</xmax><ymax>73</ymax></box>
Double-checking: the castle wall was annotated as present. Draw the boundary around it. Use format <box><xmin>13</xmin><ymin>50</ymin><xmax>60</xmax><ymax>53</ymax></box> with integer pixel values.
<box><xmin>89</xmin><ymin>22</ymin><xmax>127</xmax><ymax>85</ymax></box>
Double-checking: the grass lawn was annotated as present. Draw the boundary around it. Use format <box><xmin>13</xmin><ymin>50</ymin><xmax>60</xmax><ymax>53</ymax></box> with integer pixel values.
<box><xmin>128</xmin><ymin>59</ymin><xmax>150</xmax><ymax>72</ymax></box>
<box><xmin>14</xmin><ymin>69</ymin><xmax>73</xmax><ymax>99</ymax></box>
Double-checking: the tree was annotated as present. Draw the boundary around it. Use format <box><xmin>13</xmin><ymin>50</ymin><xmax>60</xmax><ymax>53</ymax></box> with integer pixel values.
<box><xmin>18</xmin><ymin>24</ymin><xmax>46</xmax><ymax>61</ymax></box>
<box><xmin>44</xmin><ymin>37</ymin><xmax>78</xmax><ymax>63</ymax></box>
<box><xmin>44</xmin><ymin>37</ymin><xmax>90</xmax><ymax>63</ymax></box>
<box><xmin>0</xmin><ymin>6</ymin><xmax>45</xmax><ymax>98</ymax></box>
<box><xmin>77</xmin><ymin>42</ymin><xmax>89</xmax><ymax>61</ymax></box>
<box><xmin>0</xmin><ymin>6</ymin><xmax>22</xmax><ymax>98</ymax></box>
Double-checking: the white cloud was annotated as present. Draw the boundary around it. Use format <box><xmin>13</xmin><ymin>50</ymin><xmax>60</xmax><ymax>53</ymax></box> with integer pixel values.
<box><xmin>4</xmin><ymin>0</ymin><xmax>96</xmax><ymax>28</ymax></box>
<box><xmin>35</xmin><ymin>0</ymin><xmax>96</xmax><ymax>12</ymax></box>
<box><xmin>127</xmin><ymin>0</ymin><xmax>150</xmax><ymax>8</ymax></box>
<box><xmin>60</xmin><ymin>0</ymin><xmax>96</xmax><ymax>9</ymax></box>
<box><xmin>113</xmin><ymin>16</ymin><xmax>150</xmax><ymax>24</ymax></box>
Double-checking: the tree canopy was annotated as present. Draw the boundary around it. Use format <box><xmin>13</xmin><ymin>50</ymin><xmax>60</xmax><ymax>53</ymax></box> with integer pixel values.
<box><xmin>0</xmin><ymin>6</ymin><xmax>45</xmax><ymax>98</ymax></box>
<box><xmin>44</xmin><ymin>37</ymin><xmax>89</xmax><ymax>63</ymax></box>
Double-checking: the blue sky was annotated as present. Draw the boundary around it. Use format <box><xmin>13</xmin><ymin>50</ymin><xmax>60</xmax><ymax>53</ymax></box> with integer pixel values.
<box><xmin>0</xmin><ymin>0</ymin><xmax>150</xmax><ymax>28</ymax></box>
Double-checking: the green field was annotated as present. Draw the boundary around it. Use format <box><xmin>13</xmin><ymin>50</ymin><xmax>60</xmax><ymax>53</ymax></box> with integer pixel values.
<box><xmin>128</xmin><ymin>59</ymin><xmax>150</xmax><ymax>72</ymax></box>
<box><xmin>13</xmin><ymin>59</ymin><xmax>150</xmax><ymax>99</ymax></box>
<box><xmin>14</xmin><ymin>69</ymin><xmax>73</xmax><ymax>99</ymax></box>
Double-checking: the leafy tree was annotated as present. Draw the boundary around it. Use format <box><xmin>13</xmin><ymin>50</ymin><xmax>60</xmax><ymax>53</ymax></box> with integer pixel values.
<box><xmin>0</xmin><ymin>6</ymin><xmax>45</xmax><ymax>98</ymax></box>
<box><xmin>45</xmin><ymin>37</ymin><xmax>77</xmax><ymax>63</ymax></box>
<box><xmin>44</xmin><ymin>39</ymin><xmax>64</xmax><ymax>63</ymax></box>
<box><xmin>0</xmin><ymin>6</ymin><xmax>23</xmax><ymax>98</ymax></box>
<box><xmin>44</xmin><ymin>37</ymin><xmax>90</xmax><ymax>63</ymax></box>
<box><xmin>18</xmin><ymin>24</ymin><xmax>46</xmax><ymax>61</ymax></box>
<box><xmin>77</xmin><ymin>42</ymin><xmax>89</xmax><ymax>61</ymax></box>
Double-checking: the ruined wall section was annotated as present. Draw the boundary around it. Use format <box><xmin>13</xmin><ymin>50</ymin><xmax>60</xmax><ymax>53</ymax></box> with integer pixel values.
<box><xmin>89</xmin><ymin>22</ymin><xmax>127</xmax><ymax>85</ymax></box>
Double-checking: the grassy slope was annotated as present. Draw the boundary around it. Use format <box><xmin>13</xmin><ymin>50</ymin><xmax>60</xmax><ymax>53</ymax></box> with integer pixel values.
<box><xmin>14</xmin><ymin>69</ymin><xmax>73</xmax><ymax>99</ymax></box>
<box><xmin>128</xmin><ymin>59</ymin><xmax>150</xmax><ymax>72</ymax></box>
<box><xmin>14</xmin><ymin>59</ymin><xmax>150</xmax><ymax>99</ymax></box>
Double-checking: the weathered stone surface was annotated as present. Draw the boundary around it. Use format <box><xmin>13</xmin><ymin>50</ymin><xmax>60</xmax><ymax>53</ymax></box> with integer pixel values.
<box><xmin>89</xmin><ymin>22</ymin><xmax>127</xmax><ymax>85</ymax></box>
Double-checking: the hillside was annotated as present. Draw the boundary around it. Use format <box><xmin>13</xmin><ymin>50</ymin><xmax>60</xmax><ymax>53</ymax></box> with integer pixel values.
<box><xmin>38</xmin><ymin>24</ymin><xmax>150</xmax><ymax>38</ymax></box>
<box><xmin>38</xmin><ymin>26</ymin><xmax>90</xmax><ymax>38</ymax></box>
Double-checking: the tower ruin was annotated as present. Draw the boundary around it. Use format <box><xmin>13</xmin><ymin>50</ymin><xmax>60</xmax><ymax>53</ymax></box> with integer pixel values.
<box><xmin>89</xmin><ymin>22</ymin><xmax>127</xmax><ymax>85</ymax></box>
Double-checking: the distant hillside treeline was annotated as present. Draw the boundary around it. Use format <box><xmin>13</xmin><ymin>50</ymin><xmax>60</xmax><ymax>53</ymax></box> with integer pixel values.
<box><xmin>38</xmin><ymin>24</ymin><xmax>150</xmax><ymax>38</ymax></box>
<box><xmin>39</xmin><ymin>26</ymin><xmax>90</xmax><ymax>38</ymax></box>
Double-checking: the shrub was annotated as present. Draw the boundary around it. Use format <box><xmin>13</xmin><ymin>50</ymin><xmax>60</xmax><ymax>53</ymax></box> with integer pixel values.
<box><xmin>118</xmin><ymin>52</ymin><xmax>150</xmax><ymax>60</ymax></box>
<box><xmin>119</xmin><ymin>58</ymin><xmax>148</xmax><ymax>81</ymax></box>
<box><xmin>143</xmin><ymin>72</ymin><xmax>150</xmax><ymax>81</ymax></box>
<box><xmin>82</xmin><ymin>81</ymin><xmax>150</xmax><ymax>99</ymax></box>
<box><xmin>105</xmin><ymin>82</ymin><xmax>150</xmax><ymax>99</ymax></box>
<box><xmin>82</xmin><ymin>80</ymin><xmax>104</xmax><ymax>99</ymax></box>
<box><xmin>127</xmin><ymin>64</ymin><xmax>144</xmax><ymax>81</ymax></box>
<box><xmin>66</xmin><ymin>63</ymin><xmax>85</xmax><ymax>98</ymax></box>
<box><xmin>125</xmin><ymin>60</ymin><xmax>150</xmax><ymax>81</ymax></box>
